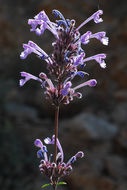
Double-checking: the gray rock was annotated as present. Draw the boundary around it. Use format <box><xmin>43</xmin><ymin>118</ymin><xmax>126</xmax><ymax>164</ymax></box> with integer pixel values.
<box><xmin>61</xmin><ymin>113</ymin><xmax>118</xmax><ymax>140</ymax></box>
<box><xmin>111</xmin><ymin>103</ymin><xmax>127</xmax><ymax>125</ymax></box>
<box><xmin>105</xmin><ymin>155</ymin><xmax>127</xmax><ymax>179</ymax></box>
<box><xmin>5</xmin><ymin>103</ymin><xmax>39</xmax><ymax>122</ymax></box>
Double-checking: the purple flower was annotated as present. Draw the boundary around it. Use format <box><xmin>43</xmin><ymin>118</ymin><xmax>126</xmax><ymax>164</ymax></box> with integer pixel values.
<box><xmin>75</xmin><ymin>151</ymin><xmax>84</xmax><ymax>158</ymax></box>
<box><xmin>61</xmin><ymin>81</ymin><xmax>72</xmax><ymax>96</ymax></box>
<box><xmin>91</xmin><ymin>32</ymin><xmax>109</xmax><ymax>45</ymax></box>
<box><xmin>20</xmin><ymin>41</ymin><xmax>51</xmax><ymax>63</ymax></box>
<box><xmin>34</xmin><ymin>10</ymin><xmax>49</xmax><ymax>22</ymax></box>
<box><xmin>83</xmin><ymin>54</ymin><xmax>107</xmax><ymax>68</ymax></box>
<box><xmin>37</xmin><ymin>150</ymin><xmax>43</xmax><ymax>158</ymax></box>
<box><xmin>76</xmin><ymin>10</ymin><xmax>103</xmax><ymax>31</ymax></box>
<box><xmin>28</xmin><ymin>19</ymin><xmax>44</xmax><ymax>32</ymax></box>
<box><xmin>80</xmin><ymin>31</ymin><xmax>92</xmax><ymax>45</ymax></box>
<box><xmin>35</xmin><ymin>136</ymin><xmax>84</xmax><ymax>186</ymax></box>
<box><xmin>19</xmin><ymin>72</ymin><xmax>42</xmax><ymax>87</ymax></box>
<box><xmin>34</xmin><ymin>139</ymin><xmax>43</xmax><ymax>148</ymax></box>
<box><xmin>39</xmin><ymin>72</ymin><xmax>55</xmax><ymax>92</ymax></box>
<box><xmin>67</xmin><ymin>151</ymin><xmax>84</xmax><ymax>165</ymax></box>
<box><xmin>73</xmin><ymin>79</ymin><xmax>97</xmax><ymax>91</ymax></box>
<box><xmin>35</xmin><ymin>22</ymin><xmax>47</xmax><ymax>36</ymax></box>
<box><xmin>93</xmin><ymin>10</ymin><xmax>103</xmax><ymax>23</ymax></box>
<box><xmin>73</xmin><ymin>71</ymin><xmax>88</xmax><ymax>78</ymax></box>
<box><xmin>34</xmin><ymin>139</ymin><xmax>48</xmax><ymax>161</ymax></box>
<box><xmin>20</xmin><ymin>8</ymin><xmax>109</xmax><ymax>188</ymax></box>
<box><xmin>28</xmin><ymin>10</ymin><xmax>59</xmax><ymax>38</ymax></box>
<box><xmin>44</xmin><ymin>135</ymin><xmax>64</xmax><ymax>162</ymax></box>
<box><xmin>52</xmin><ymin>9</ymin><xmax>70</xmax><ymax>28</ymax></box>
<box><xmin>73</xmin><ymin>52</ymin><xmax>85</xmax><ymax>66</ymax></box>
<box><xmin>79</xmin><ymin>31</ymin><xmax>109</xmax><ymax>46</ymax></box>
<box><xmin>20</xmin><ymin>9</ymin><xmax>108</xmax><ymax>105</ymax></box>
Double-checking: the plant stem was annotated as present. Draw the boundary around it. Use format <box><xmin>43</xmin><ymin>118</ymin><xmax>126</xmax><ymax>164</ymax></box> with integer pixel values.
<box><xmin>53</xmin><ymin>185</ymin><xmax>57</xmax><ymax>190</ymax></box>
<box><xmin>54</xmin><ymin>106</ymin><xmax>59</xmax><ymax>163</ymax></box>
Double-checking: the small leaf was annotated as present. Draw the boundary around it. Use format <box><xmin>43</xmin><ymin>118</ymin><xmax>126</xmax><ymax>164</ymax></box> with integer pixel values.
<box><xmin>41</xmin><ymin>183</ymin><xmax>51</xmax><ymax>188</ymax></box>
<box><xmin>56</xmin><ymin>182</ymin><xmax>67</xmax><ymax>186</ymax></box>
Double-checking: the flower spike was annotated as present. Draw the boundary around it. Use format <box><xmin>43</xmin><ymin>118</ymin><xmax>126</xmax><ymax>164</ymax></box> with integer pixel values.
<box><xmin>20</xmin><ymin>9</ymin><xmax>108</xmax><ymax>105</ymax></box>
<box><xmin>20</xmin><ymin>9</ymin><xmax>108</xmax><ymax>188</ymax></box>
<box><xmin>35</xmin><ymin>136</ymin><xmax>84</xmax><ymax>186</ymax></box>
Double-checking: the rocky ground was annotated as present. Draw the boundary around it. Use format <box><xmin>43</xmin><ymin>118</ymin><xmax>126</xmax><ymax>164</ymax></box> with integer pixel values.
<box><xmin>0</xmin><ymin>0</ymin><xmax>127</xmax><ymax>190</ymax></box>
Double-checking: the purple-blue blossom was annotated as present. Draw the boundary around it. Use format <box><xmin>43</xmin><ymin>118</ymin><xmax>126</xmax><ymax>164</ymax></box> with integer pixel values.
<box><xmin>19</xmin><ymin>9</ymin><xmax>109</xmax><ymax>189</ymax></box>
<box><xmin>34</xmin><ymin>135</ymin><xmax>84</xmax><ymax>186</ymax></box>
<box><xmin>19</xmin><ymin>72</ymin><xmax>42</xmax><ymax>86</ymax></box>
<box><xmin>20</xmin><ymin>9</ymin><xmax>108</xmax><ymax>106</ymax></box>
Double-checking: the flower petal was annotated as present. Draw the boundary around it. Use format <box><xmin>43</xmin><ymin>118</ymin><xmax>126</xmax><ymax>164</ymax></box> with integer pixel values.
<box><xmin>73</xmin><ymin>52</ymin><xmax>85</xmax><ymax>66</ymax></box>
<box><xmin>80</xmin><ymin>31</ymin><xmax>92</xmax><ymax>45</ymax></box>
<box><xmin>83</xmin><ymin>54</ymin><xmax>107</xmax><ymax>68</ymax></box>
<box><xmin>19</xmin><ymin>72</ymin><xmax>42</xmax><ymax>87</ymax></box>
<box><xmin>73</xmin><ymin>79</ymin><xmax>97</xmax><ymax>91</ymax></box>
<box><xmin>61</xmin><ymin>81</ymin><xmax>72</xmax><ymax>96</ymax></box>
<box><xmin>34</xmin><ymin>139</ymin><xmax>43</xmax><ymax>148</ymax></box>
<box><xmin>76</xmin><ymin>10</ymin><xmax>103</xmax><ymax>31</ymax></box>
<box><xmin>90</xmin><ymin>32</ymin><xmax>109</xmax><ymax>45</ymax></box>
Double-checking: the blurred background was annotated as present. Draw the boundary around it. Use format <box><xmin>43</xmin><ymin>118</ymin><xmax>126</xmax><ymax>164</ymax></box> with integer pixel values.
<box><xmin>0</xmin><ymin>0</ymin><xmax>127</xmax><ymax>190</ymax></box>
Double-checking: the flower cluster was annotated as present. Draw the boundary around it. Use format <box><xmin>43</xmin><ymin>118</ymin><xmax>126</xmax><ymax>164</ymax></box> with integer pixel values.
<box><xmin>34</xmin><ymin>136</ymin><xmax>84</xmax><ymax>187</ymax></box>
<box><xmin>20</xmin><ymin>9</ymin><xmax>108</xmax><ymax>106</ymax></box>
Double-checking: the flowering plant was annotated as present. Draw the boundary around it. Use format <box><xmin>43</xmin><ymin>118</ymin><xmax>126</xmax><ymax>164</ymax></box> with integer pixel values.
<box><xmin>34</xmin><ymin>136</ymin><xmax>84</xmax><ymax>188</ymax></box>
<box><xmin>20</xmin><ymin>9</ymin><xmax>108</xmax><ymax>189</ymax></box>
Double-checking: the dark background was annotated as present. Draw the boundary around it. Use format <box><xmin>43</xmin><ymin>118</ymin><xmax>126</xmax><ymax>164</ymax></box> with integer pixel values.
<box><xmin>0</xmin><ymin>0</ymin><xmax>127</xmax><ymax>190</ymax></box>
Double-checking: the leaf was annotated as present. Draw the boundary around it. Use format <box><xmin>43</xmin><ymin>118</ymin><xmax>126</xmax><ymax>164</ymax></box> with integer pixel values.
<box><xmin>41</xmin><ymin>183</ymin><xmax>51</xmax><ymax>188</ymax></box>
<box><xmin>56</xmin><ymin>182</ymin><xmax>67</xmax><ymax>186</ymax></box>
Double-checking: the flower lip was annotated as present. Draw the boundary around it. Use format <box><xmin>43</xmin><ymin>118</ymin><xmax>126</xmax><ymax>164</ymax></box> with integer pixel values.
<box><xmin>34</xmin><ymin>10</ymin><xmax>49</xmax><ymax>22</ymax></box>
<box><xmin>73</xmin><ymin>52</ymin><xmax>85</xmax><ymax>66</ymax></box>
<box><xmin>61</xmin><ymin>81</ymin><xmax>72</xmax><ymax>96</ymax></box>
<box><xmin>76</xmin><ymin>10</ymin><xmax>103</xmax><ymax>31</ymax></box>
<box><xmin>90</xmin><ymin>79</ymin><xmax>97</xmax><ymax>87</ymax></box>
<box><xmin>80</xmin><ymin>31</ymin><xmax>92</xmax><ymax>45</ymax></box>
<box><xmin>34</xmin><ymin>139</ymin><xmax>43</xmax><ymax>148</ymax></box>
<box><xmin>44</xmin><ymin>137</ymin><xmax>52</xmax><ymax>144</ymax></box>
<box><xmin>37</xmin><ymin>150</ymin><xmax>43</xmax><ymax>158</ymax></box>
<box><xmin>94</xmin><ymin>10</ymin><xmax>103</xmax><ymax>23</ymax></box>
<box><xmin>19</xmin><ymin>72</ymin><xmax>42</xmax><ymax>87</ymax></box>
<box><xmin>90</xmin><ymin>32</ymin><xmax>109</xmax><ymax>46</ymax></box>
<box><xmin>75</xmin><ymin>151</ymin><xmax>84</xmax><ymax>158</ymax></box>
<box><xmin>43</xmin><ymin>146</ymin><xmax>48</xmax><ymax>152</ymax></box>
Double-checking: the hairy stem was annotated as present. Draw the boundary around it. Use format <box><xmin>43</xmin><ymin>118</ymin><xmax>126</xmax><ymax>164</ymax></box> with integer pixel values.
<box><xmin>54</xmin><ymin>106</ymin><xmax>59</xmax><ymax>163</ymax></box>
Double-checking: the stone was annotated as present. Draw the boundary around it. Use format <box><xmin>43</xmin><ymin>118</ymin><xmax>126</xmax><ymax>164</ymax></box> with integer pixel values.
<box><xmin>111</xmin><ymin>102</ymin><xmax>127</xmax><ymax>125</ymax></box>
<box><xmin>117</xmin><ymin>128</ymin><xmax>127</xmax><ymax>149</ymax></box>
<box><xmin>68</xmin><ymin>171</ymin><xmax>116</xmax><ymax>190</ymax></box>
<box><xmin>61</xmin><ymin>113</ymin><xmax>118</xmax><ymax>140</ymax></box>
<box><xmin>116</xmin><ymin>182</ymin><xmax>127</xmax><ymax>190</ymax></box>
<box><xmin>105</xmin><ymin>155</ymin><xmax>127</xmax><ymax>179</ymax></box>
<box><xmin>5</xmin><ymin>103</ymin><xmax>39</xmax><ymax>122</ymax></box>
<box><xmin>114</xmin><ymin>90</ymin><xmax>127</xmax><ymax>101</ymax></box>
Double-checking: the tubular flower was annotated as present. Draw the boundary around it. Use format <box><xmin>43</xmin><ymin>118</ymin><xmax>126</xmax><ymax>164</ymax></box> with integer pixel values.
<box><xmin>34</xmin><ymin>136</ymin><xmax>84</xmax><ymax>187</ymax></box>
<box><xmin>20</xmin><ymin>9</ymin><xmax>108</xmax><ymax>106</ymax></box>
